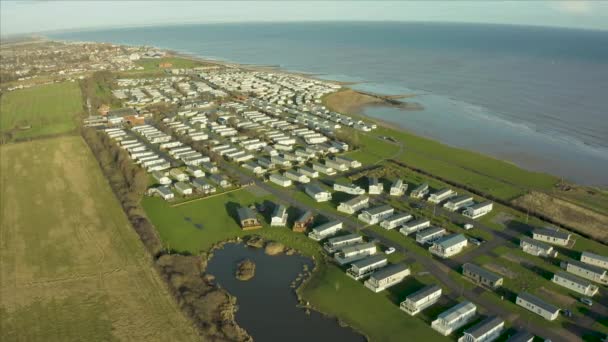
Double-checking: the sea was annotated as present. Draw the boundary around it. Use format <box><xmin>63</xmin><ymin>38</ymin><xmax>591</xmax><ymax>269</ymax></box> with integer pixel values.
<box><xmin>51</xmin><ymin>22</ymin><xmax>608</xmax><ymax>186</ymax></box>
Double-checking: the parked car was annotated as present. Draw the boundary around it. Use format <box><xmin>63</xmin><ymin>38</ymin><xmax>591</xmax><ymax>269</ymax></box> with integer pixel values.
<box><xmin>580</xmin><ymin>297</ymin><xmax>593</xmax><ymax>306</ymax></box>
<box><xmin>562</xmin><ymin>309</ymin><xmax>572</xmax><ymax>318</ymax></box>
<box><xmin>469</xmin><ymin>238</ymin><xmax>482</xmax><ymax>246</ymax></box>
<box><xmin>385</xmin><ymin>247</ymin><xmax>396</xmax><ymax>255</ymax></box>
<box><xmin>464</xmin><ymin>223</ymin><xmax>474</xmax><ymax>230</ymax></box>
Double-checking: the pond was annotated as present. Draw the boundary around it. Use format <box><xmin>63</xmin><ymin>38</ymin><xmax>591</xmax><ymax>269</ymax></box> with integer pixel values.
<box><xmin>206</xmin><ymin>243</ymin><xmax>365</xmax><ymax>342</ymax></box>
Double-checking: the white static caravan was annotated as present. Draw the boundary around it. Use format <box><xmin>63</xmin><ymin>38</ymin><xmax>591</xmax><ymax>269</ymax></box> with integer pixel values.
<box><xmin>443</xmin><ymin>195</ymin><xmax>474</xmax><ymax>212</ymax></box>
<box><xmin>269</xmin><ymin>173</ymin><xmax>292</xmax><ymax>187</ymax></box>
<box><xmin>399</xmin><ymin>218</ymin><xmax>431</xmax><ymax>236</ymax></box>
<box><xmin>271</xmin><ymin>204</ymin><xmax>288</xmax><ymax>227</ymax></box>
<box><xmin>304</xmin><ymin>183</ymin><xmax>332</xmax><ymax>202</ymax></box>
<box><xmin>416</xmin><ymin>226</ymin><xmax>446</xmax><ymax>245</ymax></box>
<box><xmin>564</xmin><ymin>260</ymin><xmax>608</xmax><ymax>285</ymax></box>
<box><xmin>364</xmin><ymin>263</ymin><xmax>410</xmax><ymax>293</ymax></box>
<box><xmin>463</xmin><ymin>201</ymin><xmax>494</xmax><ymax>219</ymax></box>
<box><xmin>410</xmin><ymin>183</ymin><xmax>429</xmax><ymax>199</ymax></box>
<box><xmin>428</xmin><ymin>188</ymin><xmax>456</xmax><ymax>204</ymax></box>
<box><xmin>358</xmin><ymin>205</ymin><xmax>394</xmax><ymax>225</ymax></box>
<box><xmin>457</xmin><ymin>316</ymin><xmax>505</xmax><ymax>342</ymax></box>
<box><xmin>532</xmin><ymin>228</ymin><xmax>572</xmax><ymax>247</ymax></box>
<box><xmin>333</xmin><ymin>183</ymin><xmax>366</xmax><ymax>195</ymax></box>
<box><xmin>516</xmin><ymin>292</ymin><xmax>559</xmax><ymax>321</ymax></box>
<box><xmin>400</xmin><ymin>284</ymin><xmax>442</xmax><ymax>316</ymax></box>
<box><xmin>298</xmin><ymin>166</ymin><xmax>319</xmax><ymax>179</ymax></box>
<box><xmin>429</xmin><ymin>234</ymin><xmax>468</xmax><ymax>259</ymax></box>
<box><xmin>520</xmin><ymin>237</ymin><xmax>558</xmax><ymax>258</ymax></box>
<box><xmin>334</xmin><ymin>242</ymin><xmax>377</xmax><ymax>265</ymax></box>
<box><xmin>337</xmin><ymin>195</ymin><xmax>370</xmax><ymax>215</ymax></box>
<box><xmin>389</xmin><ymin>179</ymin><xmax>408</xmax><ymax>196</ymax></box>
<box><xmin>380</xmin><ymin>213</ymin><xmax>413</xmax><ymax>230</ymax></box>
<box><xmin>308</xmin><ymin>221</ymin><xmax>343</xmax><ymax>241</ymax></box>
<box><xmin>284</xmin><ymin>169</ymin><xmax>310</xmax><ymax>183</ymax></box>
<box><xmin>368</xmin><ymin>177</ymin><xmax>383</xmax><ymax>195</ymax></box>
<box><xmin>323</xmin><ymin>234</ymin><xmax>364</xmax><ymax>254</ymax></box>
<box><xmin>431</xmin><ymin>301</ymin><xmax>477</xmax><ymax>336</ymax></box>
<box><xmin>552</xmin><ymin>271</ymin><xmax>599</xmax><ymax>297</ymax></box>
<box><xmin>346</xmin><ymin>255</ymin><xmax>388</xmax><ymax>280</ymax></box>
<box><xmin>581</xmin><ymin>251</ymin><xmax>608</xmax><ymax>270</ymax></box>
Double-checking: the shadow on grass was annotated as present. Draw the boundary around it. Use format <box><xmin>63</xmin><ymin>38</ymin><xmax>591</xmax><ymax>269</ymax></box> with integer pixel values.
<box><xmin>417</xmin><ymin>296</ymin><xmax>460</xmax><ymax>324</ymax></box>
<box><xmin>225</xmin><ymin>201</ymin><xmax>242</xmax><ymax>227</ymax></box>
<box><xmin>562</xmin><ymin>321</ymin><xmax>605</xmax><ymax>342</ymax></box>
<box><xmin>385</xmin><ymin>277</ymin><xmax>425</xmax><ymax>305</ymax></box>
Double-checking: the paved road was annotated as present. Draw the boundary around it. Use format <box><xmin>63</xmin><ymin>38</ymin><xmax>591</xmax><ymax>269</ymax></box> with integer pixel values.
<box><xmin>219</xmin><ymin>161</ymin><xmax>580</xmax><ymax>342</ymax></box>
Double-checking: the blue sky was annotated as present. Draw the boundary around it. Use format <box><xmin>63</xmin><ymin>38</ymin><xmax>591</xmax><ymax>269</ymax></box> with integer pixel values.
<box><xmin>2</xmin><ymin>1</ymin><xmax>607</xmax><ymax>36</ymax></box>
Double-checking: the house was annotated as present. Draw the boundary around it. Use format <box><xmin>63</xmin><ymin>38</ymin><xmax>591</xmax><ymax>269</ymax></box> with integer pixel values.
<box><xmin>552</xmin><ymin>271</ymin><xmax>599</xmax><ymax>296</ymax></box>
<box><xmin>505</xmin><ymin>331</ymin><xmax>534</xmax><ymax>342</ymax></box>
<box><xmin>269</xmin><ymin>173</ymin><xmax>292</xmax><ymax>187</ymax></box>
<box><xmin>443</xmin><ymin>195</ymin><xmax>474</xmax><ymax>212</ymax></box>
<box><xmin>169</xmin><ymin>168</ymin><xmax>189</xmax><ymax>182</ymax></box>
<box><xmin>429</xmin><ymin>234</ymin><xmax>468</xmax><ymax>258</ymax></box>
<box><xmin>520</xmin><ymin>237</ymin><xmax>558</xmax><ymax>258</ymax></box>
<box><xmin>298</xmin><ymin>166</ymin><xmax>319</xmax><ymax>178</ymax></box>
<box><xmin>304</xmin><ymin>183</ymin><xmax>332</xmax><ymax>202</ymax></box>
<box><xmin>410</xmin><ymin>183</ymin><xmax>429</xmax><ymax>199</ymax></box>
<box><xmin>192</xmin><ymin>177</ymin><xmax>216</xmax><ymax>194</ymax></box>
<box><xmin>333</xmin><ymin>182</ymin><xmax>365</xmax><ymax>195</ymax></box>
<box><xmin>284</xmin><ymin>169</ymin><xmax>310</xmax><ymax>183</ymax></box>
<box><xmin>516</xmin><ymin>292</ymin><xmax>559</xmax><ymax>321</ymax></box>
<box><xmin>210</xmin><ymin>174</ymin><xmax>231</xmax><ymax>188</ymax></box>
<box><xmin>308</xmin><ymin>221</ymin><xmax>343</xmax><ymax>241</ymax></box>
<box><xmin>416</xmin><ymin>226</ymin><xmax>446</xmax><ymax>245</ymax></box>
<box><xmin>312</xmin><ymin>162</ymin><xmax>336</xmax><ymax>175</ymax></box>
<box><xmin>563</xmin><ymin>260</ymin><xmax>608</xmax><ymax>284</ymax></box>
<box><xmin>463</xmin><ymin>201</ymin><xmax>494</xmax><ymax>219</ymax></box>
<box><xmin>364</xmin><ymin>263</ymin><xmax>410</xmax><ymax>292</ymax></box>
<box><xmin>174</xmin><ymin>181</ymin><xmax>193</xmax><ymax>196</ymax></box>
<box><xmin>581</xmin><ymin>251</ymin><xmax>608</xmax><ymax>269</ymax></box>
<box><xmin>334</xmin><ymin>156</ymin><xmax>361</xmax><ymax>168</ymax></box>
<box><xmin>323</xmin><ymin>233</ymin><xmax>364</xmax><ymax>254</ymax></box>
<box><xmin>389</xmin><ymin>179</ymin><xmax>408</xmax><ymax>196</ymax></box>
<box><xmin>292</xmin><ymin>210</ymin><xmax>314</xmax><ymax>233</ymax></box>
<box><xmin>462</xmin><ymin>263</ymin><xmax>504</xmax><ymax>289</ymax></box>
<box><xmin>237</xmin><ymin>207</ymin><xmax>262</xmax><ymax>230</ymax></box>
<box><xmin>431</xmin><ymin>301</ymin><xmax>477</xmax><ymax>336</ymax></box>
<box><xmin>458</xmin><ymin>316</ymin><xmax>505</xmax><ymax>342</ymax></box>
<box><xmin>368</xmin><ymin>177</ymin><xmax>383</xmax><ymax>195</ymax></box>
<box><xmin>337</xmin><ymin>195</ymin><xmax>369</xmax><ymax>214</ymax></box>
<box><xmin>428</xmin><ymin>188</ymin><xmax>456</xmax><ymax>204</ymax></box>
<box><xmin>400</xmin><ymin>218</ymin><xmax>431</xmax><ymax>236</ymax></box>
<box><xmin>186</xmin><ymin>165</ymin><xmax>205</xmax><ymax>178</ymax></box>
<box><xmin>346</xmin><ymin>255</ymin><xmax>388</xmax><ymax>280</ymax></box>
<box><xmin>532</xmin><ymin>228</ymin><xmax>572</xmax><ymax>246</ymax></box>
<box><xmin>150</xmin><ymin>186</ymin><xmax>174</xmax><ymax>200</ymax></box>
<box><xmin>334</xmin><ymin>242</ymin><xmax>377</xmax><ymax>265</ymax></box>
<box><xmin>152</xmin><ymin>171</ymin><xmax>172</xmax><ymax>185</ymax></box>
<box><xmin>380</xmin><ymin>212</ymin><xmax>413</xmax><ymax>230</ymax></box>
<box><xmin>358</xmin><ymin>205</ymin><xmax>394</xmax><ymax>225</ymax></box>
<box><xmin>400</xmin><ymin>284</ymin><xmax>442</xmax><ymax>316</ymax></box>
<box><xmin>271</xmin><ymin>204</ymin><xmax>288</xmax><ymax>227</ymax></box>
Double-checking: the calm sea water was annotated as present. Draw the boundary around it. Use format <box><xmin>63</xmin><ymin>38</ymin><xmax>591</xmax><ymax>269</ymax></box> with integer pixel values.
<box><xmin>52</xmin><ymin>22</ymin><xmax>608</xmax><ymax>185</ymax></box>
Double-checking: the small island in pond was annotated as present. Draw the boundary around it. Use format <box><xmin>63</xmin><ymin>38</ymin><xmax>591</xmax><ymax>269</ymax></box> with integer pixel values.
<box><xmin>235</xmin><ymin>259</ymin><xmax>256</xmax><ymax>281</ymax></box>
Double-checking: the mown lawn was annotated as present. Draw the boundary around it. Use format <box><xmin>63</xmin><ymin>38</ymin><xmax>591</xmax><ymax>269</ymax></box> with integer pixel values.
<box><xmin>0</xmin><ymin>81</ymin><xmax>83</xmax><ymax>140</ymax></box>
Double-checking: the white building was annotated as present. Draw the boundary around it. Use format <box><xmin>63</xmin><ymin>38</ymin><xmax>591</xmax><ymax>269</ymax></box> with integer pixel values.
<box><xmin>463</xmin><ymin>201</ymin><xmax>494</xmax><ymax>219</ymax></box>
<box><xmin>323</xmin><ymin>233</ymin><xmax>364</xmax><ymax>254</ymax></box>
<box><xmin>581</xmin><ymin>251</ymin><xmax>608</xmax><ymax>270</ymax></box>
<box><xmin>149</xmin><ymin>186</ymin><xmax>175</xmax><ymax>201</ymax></box>
<box><xmin>532</xmin><ymin>228</ymin><xmax>572</xmax><ymax>246</ymax></box>
<box><xmin>564</xmin><ymin>260</ymin><xmax>608</xmax><ymax>285</ymax></box>
<box><xmin>552</xmin><ymin>271</ymin><xmax>599</xmax><ymax>297</ymax></box>
<box><xmin>333</xmin><ymin>182</ymin><xmax>366</xmax><ymax>195</ymax></box>
<box><xmin>516</xmin><ymin>292</ymin><xmax>559</xmax><ymax>321</ymax></box>
<box><xmin>364</xmin><ymin>263</ymin><xmax>410</xmax><ymax>293</ymax></box>
<box><xmin>380</xmin><ymin>213</ymin><xmax>413</xmax><ymax>230</ymax></box>
<box><xmin>431</xmin><ymin>301</ymin><xmax>477</xmax><ymax>336</ymax></box>
<box><xmin>346</xmin><ymin>255</ymin><xmax>388</xmax><ymax>280</ymax></box>
<box><xmin>358</xmin><ymin>205</ymin><xmax>394</xmax><ymax>225</ymax></box>
<box><xmin>458</xmin><ymin>316</ymin><xmax>504</xmax><ymax>342</ymax></box>
<box><xmin>429</xmin><ymin>234</ymin><xmax>468</xmax><ymax>258</ymax></box>
<box><xmin>284</xmin><ymin>169</ymin><xmax>310</xmax><ymax>183</ymax></box>
<box><xmin>399</xmin><ymin>218</ymin><xmax>431</xmax><ymax>236</ymax></box>
<box><xmin>410</xmin><ymin>183</ymin><xmax>429</xmax><ymax>199</ymax></box>
<box><xmin>312</xmin><ymin>162</ymin><xmax>336</xmax><ymax>175</ymax></box>
<box><xmin>152</xmin><ymin>171</ymin><xmax>172</xmax><ymax>185</ymax></box>
<box><xmin>308</xmin><ymin>221</ymin><xmax>343</xmax><ymax>241</ymax></box>
<box><xmin>337</xmin><ymin>195</ymin><xmax>370</xmax><ymax>214</ymax></box>
<box><xmin>298</xmin><ymin>166</ymin><xmax>319</xmax><ymax>178</ymax></box>
<box><xmin>304</xmin><ymin>183</ymin><xmax>332</xmax><ymax>202</ymax></box>
<box><xmin>520</xmin><ymin>237</ymin><xmax>558</xmax><ymax>258</ymax></box>
<box><xmin>174</xmin><ymin>181</ymin><xmax>193</xmax><ymax>196</ymax></box>
<box><xmin>269</xmin><ymin>173</ymin><xmax>292</xmax><ymax>187</ymax></box>
<box><xmin>368</xmin><ymin>177</ymin><xmax>384</xmax><ymax>195</ymax></box>
<box><xmin>416</xmin><ymin>226</ymin><xmax>446</xmax><ymax>245</ymax></box>
<box><xmin>443</xmin><ymin>195</ymin><xmax>474</xmax><ymax>212</ymax></box>
<box><xmin>389</xmin><ymin>179</ymin><xmax>407</xmax><ymax>196</ymax></box>
<box><xmin>400</xmin><ymin>284</ymin><xmax>442</xmax><ymax>316</ymax></box>
<box><xmin>334</xmin><ymin>242</ymin><xmax>377</xmax><ymax>265</ymax></box>
<box><xmin>271</xmin><ymin>204</ymin><xmax>288</xmax><ymax>227</ymax></box>
<box><xmin>428</xmin><ymin>188</ymin><xmax>456</xmax><ymax>204</ymax></box>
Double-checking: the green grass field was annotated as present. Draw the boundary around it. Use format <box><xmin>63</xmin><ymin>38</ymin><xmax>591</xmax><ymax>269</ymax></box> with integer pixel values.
<box><xmin>119</xmin><ymin>57</ymin><xmax>209</xmax><ymax>78</ymax></box>
<box><xmin>0</xmin><ymin>137</ymin><xmax>198</xmax><ymax>341</ymax></box>
<box><xmin>0</xmin><ymin>81</ymin><xmax>83</xmax><ymax>141</ymax></box>
<box><xmin>143</xmin><ymin>186</ymin><xmax>450</xmax><ymax>341</ymax></box>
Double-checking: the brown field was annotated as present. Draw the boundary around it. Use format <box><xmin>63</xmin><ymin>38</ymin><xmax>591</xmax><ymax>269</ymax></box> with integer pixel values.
<box><xmin>513</xmin><ymin>191</ymin><xmax>608</xmax><ymax>244</ymax></box>
<box><xmin>0</xmin><ymin>136</ymin><xmax>199</xmax><ymax>341</ymax></box>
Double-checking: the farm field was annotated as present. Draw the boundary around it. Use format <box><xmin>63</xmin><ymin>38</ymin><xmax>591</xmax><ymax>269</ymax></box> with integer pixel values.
<box><xmin>143</xmin><ymin>187</ymin><xmax>448</xmax><ymax>341</ymax></box>
<box><xmin>0</xmin><ymin>81</ymin><xmax>83</xmax><ymax>141</ymax></box>
<box><xmin>0</xmin><ymin>136</ymin><xmax>198</xmax><ymax>341</ymax></box>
